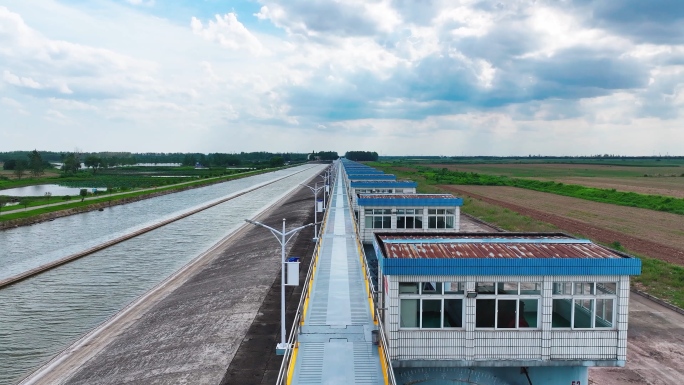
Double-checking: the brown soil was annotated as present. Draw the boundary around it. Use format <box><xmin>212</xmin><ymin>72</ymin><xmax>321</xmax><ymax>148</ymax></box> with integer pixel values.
<box><xmin>531</xmin><ymin>177</ymin><xmax>684</xmax><ymax>198</ymax></box>
<box><xmin>440</xmin><ymin>185</ymin><xmax>684</xmax><ymax>265</ymax></box>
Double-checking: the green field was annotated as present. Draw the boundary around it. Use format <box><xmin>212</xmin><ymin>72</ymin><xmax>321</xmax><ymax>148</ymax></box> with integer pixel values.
<box><xmin>367</xmin><ymin>162</ymin><xmax>684</xmax><ymax>215</ymax></box>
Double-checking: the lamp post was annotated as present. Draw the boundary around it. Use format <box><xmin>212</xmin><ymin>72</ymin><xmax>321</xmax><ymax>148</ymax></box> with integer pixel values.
<box><xmin>300</xmin><ymin>182</ymin><xmax>324</xmax><ymax>241</ymax></box>
<box><xmin>244</xmin><ymin>218</ymin><xmax>314</xmax><ymax>355</ymax></box>
<box><xmin>319</xmin><ymin>171</ymin><xmax>330</xmax><ymax>208</ymax></box>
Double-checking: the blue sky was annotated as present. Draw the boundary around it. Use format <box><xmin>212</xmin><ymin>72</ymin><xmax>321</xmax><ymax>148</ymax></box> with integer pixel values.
<box><xmin>1</xmin><ymin>0</ymin><xmax>683</xmax><ymax>155</ymax></box>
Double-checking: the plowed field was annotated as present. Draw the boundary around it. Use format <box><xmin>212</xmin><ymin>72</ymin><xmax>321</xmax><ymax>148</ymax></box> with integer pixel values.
<box><xmin>532</xmin><ymin>177</ymin><xmax>684</xmax><ymax>198</ymax></box>
<box><xmin>440</xmin><ymin>185</ymin><xmax>684</xmax><ymax>265</ymax></box>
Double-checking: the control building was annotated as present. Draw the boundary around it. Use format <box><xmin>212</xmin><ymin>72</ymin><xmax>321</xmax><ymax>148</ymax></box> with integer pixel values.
<box><xmin>357</xmin><ymin>194</ymin><xmax>463</xmax><ymax>243</ymax></box>
<box><xmin>372</xmin><ymin>232</ymin><xmax>641</xmax><ymax>385</ymax></box>
<box><xmin>349</xmin><ymin>180</ymin><xmax>418</xmax><ymax>218</ymax></box>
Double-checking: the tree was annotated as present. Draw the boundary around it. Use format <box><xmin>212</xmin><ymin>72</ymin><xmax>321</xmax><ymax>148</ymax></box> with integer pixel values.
<box><xmin>19</xmin><ymin>198</ymin><xmax>30</xmax><ymax>210</ymax></box>
<box><xmin>28</xmin><ymin>150</ymin><xmax>44</xmax><ymax>177</ymax></box>
<box><xmin>84</xmin><ymin>155</ymin><xmax>102</xmax><ymax>173</ymax></box>
<box><xmin>182</xmin><ymin>154</ymin><xmax>196</xmax><ymax>167</ymax></box>
<box><xmin>80</xmin><ymin>189</ymin><xmax>87</xmax><ymax>202</ymax></box>
<box><xmin>13</xmin><ymin>160</ymin><xmax>27</xmax><ymax>179</ymax></box>
<box><xmin>0</xmin><ymin>196</ymin><xmax>8</xmax><ymax>213</ymax></box>
<box><xmin>62</xmin><ymin>153</ymin><xmax>81</xmax><ymax>175</ymax></box>
<box><xmin>344</xmin><ymin>151</ymin><xmax>378</xmax><ymax>161</ymax></box>
<box><xmin>2</xmin><ymin>159</ymin><xmax>16</xmax><ymax>170</ymax></box>
<box><xmin>269</xmin><ymin>156</ymin><xmax>284</xmax><ymax>167</ymax></box>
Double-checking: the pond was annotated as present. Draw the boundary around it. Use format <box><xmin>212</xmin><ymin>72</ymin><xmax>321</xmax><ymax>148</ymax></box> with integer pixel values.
<box><xmin>0</xmin><ymin>184</ymin><xmax>107</xmax><ymax>197</ymax></box>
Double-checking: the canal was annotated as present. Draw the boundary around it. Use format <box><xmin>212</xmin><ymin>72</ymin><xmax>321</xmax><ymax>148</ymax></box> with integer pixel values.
<box><xmin>0</xmin><ymin>164</ymin><xmax>325</xmax><ymax>385</ymax></box>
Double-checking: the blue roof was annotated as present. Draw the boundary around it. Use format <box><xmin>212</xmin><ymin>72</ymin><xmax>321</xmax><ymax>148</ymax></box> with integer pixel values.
<box><xmin>350</xmin><ymin>181</ymin><xmax>417</xmax><ymax>188</ymax></box>
<box><xmin>378</xmin><ymin>257</ymin><xmax>641</xmax><ymax>276</ymax></box>
<box><xmin>358</xmin><ymin>196</ymin><xmax>463</xmax><ymax>207</ymax></box>
<box><xmin>347</xmin><ymin>174</ymin><xmax>396</xmax><ymax>180</ymax></box>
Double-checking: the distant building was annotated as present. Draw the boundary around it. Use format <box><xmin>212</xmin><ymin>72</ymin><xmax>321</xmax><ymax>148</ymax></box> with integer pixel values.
<box><xmin>357</xmin><ymin>194</ymin><xmax>463</xmax><ymax>242</ymax></box>
<box><xmin>349</xmin><ymin>180</ymin><xmax>418</xmax><ymax>214</ymax></box>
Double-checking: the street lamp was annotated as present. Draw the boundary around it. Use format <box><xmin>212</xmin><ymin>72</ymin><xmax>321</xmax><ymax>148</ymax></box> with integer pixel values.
<box><xmin>319</xmin><ymin>172</ymin><xmax>329</xmax><ymax>208</ymax></box>
<box><xmin>300</xmin><ymin>182</ymin><xmax>324</xmax><ymax>241</ymax></box>
<box><xmin>244</xmin><ymin>218</ymin><xmax>314</xmax><ymax>355</ymax></box>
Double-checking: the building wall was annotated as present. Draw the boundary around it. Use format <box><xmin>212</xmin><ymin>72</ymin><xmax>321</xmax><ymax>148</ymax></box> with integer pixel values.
<box><xmin>359</xmin><ymin>206</ymin><xmax>461</xmax><ymax>243</ymax></box>
<box><xmin>383</xmin><ymin>274</ymin><xmax>630</xmax><ymax>364</ymax></box>
<box><xmin>350</xmin><ymin>187</ymin><xmax>418</xmax><ymax>213</ymax></box>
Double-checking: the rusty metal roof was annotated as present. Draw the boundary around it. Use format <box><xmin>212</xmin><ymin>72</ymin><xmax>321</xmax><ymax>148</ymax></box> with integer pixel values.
<box><xmin>357</xmin><ymin>194</ymin><xmax>456</xmax><ymax>199</ymax></box>
<box><xmin>375</xmin><ymin>233</ymin><xmax>621</xmax><ymax>260</ymax></box>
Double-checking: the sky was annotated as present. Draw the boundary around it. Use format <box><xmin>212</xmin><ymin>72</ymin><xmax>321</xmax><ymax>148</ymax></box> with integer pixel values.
<box><xmin>1</xmin><ymin>0</ymin><xmax>683</xmax><ymax>156</ymax></box>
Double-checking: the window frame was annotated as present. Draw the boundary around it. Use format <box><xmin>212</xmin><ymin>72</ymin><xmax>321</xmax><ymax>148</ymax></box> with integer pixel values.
<box><xmin>396</xmin><ymin>208</ymin><xmax>424</xmax><ymax>229</ymax></box>
<box><xmin>551</xmin><ymin>281</ymin><xmax>618</xmax><ymax>330</ymax></box>
<box><xmin>364</xmin><ymin>208</ymin><xmax>392</xmax><ymax>229</ymax></box>
<box><xmin>398</xmin><ymin>281</ymin><xmax>465</xmax><ymax>330</ymax></box>
<box><xmin>474</xmin><ymin>281</ymin><xmax>541</xmax><ymax>330</ymax></box>
<box><xmin>427</xmin><ymin>208</ymin><xmax>456</xmax><ymax>229</ymax></box>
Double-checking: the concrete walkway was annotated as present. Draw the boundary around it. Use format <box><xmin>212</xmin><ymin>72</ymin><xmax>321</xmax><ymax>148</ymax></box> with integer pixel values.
<box><xmin>289</xmin><ymin>168</ymin><xmax>385</xmax><ymax>385</ymax></box>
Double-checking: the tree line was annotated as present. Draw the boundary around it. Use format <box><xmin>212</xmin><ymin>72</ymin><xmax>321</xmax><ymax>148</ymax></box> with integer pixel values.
<box><xmin>2</xmin><ymin>150</ymin><xmax>342</xmax><ymax>178</ymax></box>
<box><xmin>344</xmin><ymin>151</ymin><xmax>379</xmax><ymax>161</ymax></box>
<box><xmin>1</xmin><ymin>150</ymin><xmax>48</xmax><ymax>179</ymax></box>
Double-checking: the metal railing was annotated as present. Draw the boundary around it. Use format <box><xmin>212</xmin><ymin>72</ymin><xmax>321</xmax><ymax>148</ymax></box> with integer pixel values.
<box><xmin>274</xmin><ymin>164</ymin><xmax>399</xmax><ymax>385</ymax></box>
<box><xmin>347</xmin><ymin>175</ymin><xmax>397</xmax><ymax>385</ymax></box>
<box><xmin>275</xmin><ymin>167</ymin><xmax>334</xmax><ymax>385</ymax></box>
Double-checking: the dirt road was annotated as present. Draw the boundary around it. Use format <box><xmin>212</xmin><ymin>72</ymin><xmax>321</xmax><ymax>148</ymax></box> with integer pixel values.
<box><xmin>590</xmin><ymin>293</ymin><xmax>684</xmax><ymax>384</ymax></box>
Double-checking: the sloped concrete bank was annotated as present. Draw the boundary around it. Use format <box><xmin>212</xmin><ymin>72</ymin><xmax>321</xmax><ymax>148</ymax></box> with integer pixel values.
<box><xmin>18</xmin><ymin>179</ymin><xmax>320</xmax><ymax>385</ymax></box>
<box><xmin>0</xmin><ymin>167</ymin><xmax>300</xmax><ymax>231</ymax></box>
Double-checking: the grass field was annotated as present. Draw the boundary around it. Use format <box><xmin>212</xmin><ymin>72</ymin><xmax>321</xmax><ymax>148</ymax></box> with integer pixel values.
<box><xmin>427</xmin><ymin>163</ymin><xmax>684</xmax><ymax>178</ymax></box>
<box><xmin>430</xmin><ymin>163</ymin><xmax>684</xmax><ymax>198</ymax></box>
<box><xmin>528</xmin><ymin>176</ymin><xmax>684</xmax><ymax>198</ymax></box>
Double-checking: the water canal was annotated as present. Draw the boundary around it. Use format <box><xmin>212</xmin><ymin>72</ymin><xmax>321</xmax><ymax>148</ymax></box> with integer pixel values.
<box><xmin>0</xmin><ymin>164</ymin><xmax>325</xmax><ymax>385</ymax></box>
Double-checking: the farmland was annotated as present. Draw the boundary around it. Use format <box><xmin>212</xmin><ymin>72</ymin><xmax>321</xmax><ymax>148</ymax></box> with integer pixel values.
<box><xmin>369</xmin><ymin>160</ymin><xmax>684</xmax><ymax>308</ymax></box>
<box><xmin>439</xmin><ymin>185</ymin><xmax>684</xmax><ymax>307</ymax></box>
<box><xmin>441</xmin><ymin>185</ymin><xmax>684</xmax><ymax>262</ymax></box>
<box><xmin>428</xmin><ymin>163</ymin><xmax>684</xmax><ymax>198</ymax></box>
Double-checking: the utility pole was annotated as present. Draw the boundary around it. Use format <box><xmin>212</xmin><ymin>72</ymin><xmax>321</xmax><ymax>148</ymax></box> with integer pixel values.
<box><xmin>244</xmin><ymin>218</ymin><xmax>313</xmax><ymax>354</ymax></box>
<box><xmin>300</xmin><ymin>182</ymin><xmax>324</xmax><ymax>241</ymax></box>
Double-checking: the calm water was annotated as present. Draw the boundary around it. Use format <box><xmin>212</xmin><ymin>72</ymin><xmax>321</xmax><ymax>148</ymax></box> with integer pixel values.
<box><xmin>0</xmin><ymin>164</ymin><xmax>324</xmax><ymax>385</ymax></box>
<box><xmin>0</xmin><ymin>185</ymin><xmax>107</xmax><ymax>197</ymax></box>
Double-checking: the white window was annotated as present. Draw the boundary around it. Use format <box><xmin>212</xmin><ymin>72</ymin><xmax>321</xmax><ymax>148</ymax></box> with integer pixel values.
<box><xmin>475</xmin><ymin>282</ymin><xmax>541</xmax><ymax>329</ymax></box>
<box><xmin>396</xmin><ymin>209</ymin><xmax>424</xmax><ymax>229</ymax></box>
<box><xmin>427</xmin><ymin>209</ymin><xmax>455</xmax><ymax>229</ymax></box>
<box><xmin>552</xmin><ymin>281</ymin><xmax>617</xmax><ymax>329</ymax></box>
<box><xmin>364</xmin><ymin>209</ymin><xmax>391</xmax><ymax>229</ymax></box>
<box><xmin>399</xmin><ymin>281</ymin><xmax>464</xmax><ymax>329</ymax></box>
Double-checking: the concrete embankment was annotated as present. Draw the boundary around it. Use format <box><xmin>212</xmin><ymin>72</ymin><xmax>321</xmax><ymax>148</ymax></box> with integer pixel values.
<box><xmin>0</xmin><ymin>166</ymin><xmax>306</xmax><ymax>231</ymax></box>
<box><xmin>19</xmin><ymin>177</ymin><xmax>320</xmax><ymax>385</ymax></box>
<box><xmin>0</xmin><ymin>167</ymin><xmax>314</xmax><ymax>289</ymax></box>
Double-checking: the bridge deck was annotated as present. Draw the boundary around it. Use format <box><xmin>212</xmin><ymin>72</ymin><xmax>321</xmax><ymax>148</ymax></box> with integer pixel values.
<box><xmin>290</xmin><ymin>168</ymin><xmax>385</xmax><ymax>385</ymax></box>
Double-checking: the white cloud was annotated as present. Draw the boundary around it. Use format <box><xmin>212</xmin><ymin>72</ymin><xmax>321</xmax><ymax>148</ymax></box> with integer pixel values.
<box><xmin>0</xmin><ymin>1</ymin><xmax>683</xmax><ymax>156</ymax></box>
<box><xmin>0</xmin><ymin>6</ymin><xmax>157</xmax><ymax>100</ymax></box>
<box><xmin>126</xmin><ymin>0</ymin><xmax>155</xmax><ymax>6</ymax></box>
<box><xmin>191</xmin><ymin>13</ymin><xmax>265</xmax><ymax>55</ymax></box>
<box><xmin>3</xmin><ymin>70</ymin><xmax>42</xmax><ymax>89</ymax></box>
